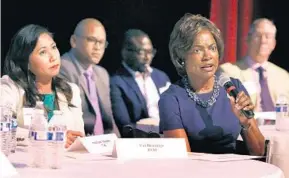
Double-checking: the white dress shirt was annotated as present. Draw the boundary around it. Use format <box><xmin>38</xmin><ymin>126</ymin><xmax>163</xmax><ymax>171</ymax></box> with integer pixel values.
<box><xmin>122</xmin><ymin>62</ymin><xmax>160</xmax><ymax>119</ymax></box>
<box><xmin>245</xmin><ymin>57</ymin><xmax>269</xmax><ymax>111</ymax></box>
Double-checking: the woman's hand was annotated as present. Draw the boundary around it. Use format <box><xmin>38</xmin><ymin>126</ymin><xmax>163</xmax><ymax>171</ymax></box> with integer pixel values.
<box><xmin>65</xmin><ymin>130</ymin><xmax>84</xmax><ymax>148</ymax></box>
<box><xmin>229</xmin><ymin>91</ymin><xmax>266</xmax><ymax>156</ymax></box>
<box><xmin>229</xmin><ymin>91</ymin><xmax>255</xmax><ymax>126</ymax></box>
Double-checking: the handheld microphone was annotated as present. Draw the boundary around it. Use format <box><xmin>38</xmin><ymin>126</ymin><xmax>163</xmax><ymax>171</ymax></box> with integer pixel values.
<box><xmin>122</xmin><ymin>125</ymin><xmax>161</xmax><ymax>138</ymax></box>
<box><xmin>218</xmin><ymin>74</ymin><xmax>254</xmax><ymax>119</ymax></box>
<box><xmin>122</xmin><ymin>125</ymin><xmax>134</xmax><ymax>138</ymax></box>
<box><xmin>148</xmin><ymin>132</ymin><xmax>161</xmax><ymax>138</ymax></box>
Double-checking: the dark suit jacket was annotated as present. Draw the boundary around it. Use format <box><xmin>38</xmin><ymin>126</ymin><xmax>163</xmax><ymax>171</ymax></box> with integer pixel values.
<box><xmin>110</xmin><ymin>64</ymin><xmax>170</xmax><ymax>133</ymax></box>
<box><xmin>60</xmin><ymin>50</ymin><xmax>120</xmax><ymax>137</ymax></box>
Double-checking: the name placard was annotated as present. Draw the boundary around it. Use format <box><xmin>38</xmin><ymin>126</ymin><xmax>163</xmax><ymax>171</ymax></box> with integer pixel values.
<box><xmin>67</xmin><ymin>133</ymin><xmax>118</xmax><ymax>155</ymax></box>
<box><xmin>112</xmin><ymin>138</ymin><xmax>188</xmax><ymax>160</ymax></box>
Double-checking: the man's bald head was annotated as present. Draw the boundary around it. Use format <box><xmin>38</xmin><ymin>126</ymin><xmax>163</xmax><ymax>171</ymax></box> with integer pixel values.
<box><xmin>70</xmin><ymin>18</ymin><xmax>107</xmax><ymax>66</ymax></box>
<box><xmin>73</xmin><ymin>18</ymin><xmax>105</xmax><ymax>36</ymax></box>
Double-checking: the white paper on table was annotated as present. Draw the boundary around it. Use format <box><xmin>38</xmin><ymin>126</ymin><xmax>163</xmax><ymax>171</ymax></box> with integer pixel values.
<box><xmin>0</xmin><ymin>151</ymin><xmax>19</xmax><ymax>178</ymax></box>
<box><xmin>65</xmin><ymin>151</ymin><xmax>116</xmax><ymax>161</ymax></box>
<box><xmin>188</xmin><ymin>152</ymin><xmax>264</xmax><ymax>162</ymax></box>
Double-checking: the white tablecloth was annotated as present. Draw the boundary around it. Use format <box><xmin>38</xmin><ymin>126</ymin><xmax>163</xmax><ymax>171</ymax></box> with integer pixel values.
<box><xmin>260</xmin><ymin>125</ymin><xmax>289</xmax><ymax>178</ymax></box>
<box><xmin>238</xmin><ymin>125</ymin><xmax>289</xmax><ymax>178</ymax></box>
<box><xmin>257</xmin><ymin>125</ymin><xmax>289</xmax><ymax>140</ymax></box>
<box><xmin>7</xmin><ymin>147</ymin><xmax>284</xmax><ymax>178</ymax></box>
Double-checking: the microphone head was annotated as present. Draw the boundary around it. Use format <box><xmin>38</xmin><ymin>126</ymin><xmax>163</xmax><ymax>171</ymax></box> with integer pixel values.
<box><xmin>218</xmin><ymin>74</ymin><xmax>231</xmax><ymax>87</ymax></box>
<box><xmin>148</xmin><ymin>132</ymin><xmax>161</xmax><ymax>138</ymax></box>
<box><xmin>122</xmin><ymin>125</ymin><xmax>134</xmax><ymax>138</ymax></box>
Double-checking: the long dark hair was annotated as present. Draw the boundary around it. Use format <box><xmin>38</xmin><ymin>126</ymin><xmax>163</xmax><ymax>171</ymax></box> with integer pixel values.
<box><xmin>3</xmin><ymin>24</ymin><xmax>74</xmax><ymax>107</ymax></box>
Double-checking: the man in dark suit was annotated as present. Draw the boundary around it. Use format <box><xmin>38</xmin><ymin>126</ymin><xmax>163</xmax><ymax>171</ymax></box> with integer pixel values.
<box><xmin>60</xmin><ymin>18</ymin><xmax>120</xmax><ymax>137</ymax></box>
<box><xmin>110</xmin><ymin>29</ymin><xmax>171</xmax><ymax>135</ymax></box>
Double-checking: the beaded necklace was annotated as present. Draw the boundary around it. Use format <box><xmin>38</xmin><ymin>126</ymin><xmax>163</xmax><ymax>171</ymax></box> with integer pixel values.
<box><xmin>182</xmin><ymin>75</ymin><xmax>220</xmax><ymax>108</ymax></box>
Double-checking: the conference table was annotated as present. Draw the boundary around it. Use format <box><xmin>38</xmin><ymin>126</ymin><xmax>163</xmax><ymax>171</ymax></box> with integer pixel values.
<box><xmin>7</xmin><ymin>146</ymin><xmax>285</xmax><ymax>178</ymax></box>
<box><xmin>259</xmin><ymin>125</ymin><xmax>289</xmax><ymax>178</ymax></box>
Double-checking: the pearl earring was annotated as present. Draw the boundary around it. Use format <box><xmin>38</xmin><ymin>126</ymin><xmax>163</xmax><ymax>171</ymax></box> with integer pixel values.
<box><xmin>181</xmin><ymin>62</ymin><xmax>185</xmax><ymax>66</ymax></box>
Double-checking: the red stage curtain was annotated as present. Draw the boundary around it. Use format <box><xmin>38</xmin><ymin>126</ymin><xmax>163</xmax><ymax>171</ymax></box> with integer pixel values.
<box><xmin>210</xmin><ymin>0</ymin><xmax>253</xmax><ymax>63</ymax></box>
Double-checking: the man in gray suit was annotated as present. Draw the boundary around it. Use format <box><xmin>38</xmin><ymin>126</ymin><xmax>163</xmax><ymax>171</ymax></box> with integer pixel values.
<box><xmin>60</xmin><ymin>18</ymin><xmax>120</xmax><ymax>137</ymax></box>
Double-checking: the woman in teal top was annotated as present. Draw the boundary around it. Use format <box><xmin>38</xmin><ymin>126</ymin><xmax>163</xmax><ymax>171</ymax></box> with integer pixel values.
<box><xmin>1</xmin><ymin>24</ymin><xmax>84</xmax><ymax>148</ymax></box>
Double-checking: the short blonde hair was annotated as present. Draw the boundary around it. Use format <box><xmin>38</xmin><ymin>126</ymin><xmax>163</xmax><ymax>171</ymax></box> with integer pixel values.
<box><xmin>169</xmin><ymin>13</ymin><xmax>224</xmax><ymax>77</ymax></box>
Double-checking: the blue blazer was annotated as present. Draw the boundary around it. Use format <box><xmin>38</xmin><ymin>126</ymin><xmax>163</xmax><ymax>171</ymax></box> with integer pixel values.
<box><xmin>110</xmin><ymin>65</ymin><xmax>170</xmax><ymax>132</ymax></box>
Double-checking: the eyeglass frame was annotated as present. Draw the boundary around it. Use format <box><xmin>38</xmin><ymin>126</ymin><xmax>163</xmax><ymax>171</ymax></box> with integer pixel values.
<box><xmin>125</xmin><ymin>47</ymin><xmax>157</xmax><ymax>57</ymax></box>
<box><xmin>74</xmin><ymin>34</ymin><xmax>109</xmax><ymax>48</ymax></box>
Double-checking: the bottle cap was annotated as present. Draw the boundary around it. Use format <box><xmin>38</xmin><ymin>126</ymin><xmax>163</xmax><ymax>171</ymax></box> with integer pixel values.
<box><xmin>53</xmin><ymin>110</ymin><xmax>63</xmax><ymax>115</ymax></box>
<box><xmin>276</xmin><ymin>95</ymin><xmax>289</xmax><ymax>105</ymax></box>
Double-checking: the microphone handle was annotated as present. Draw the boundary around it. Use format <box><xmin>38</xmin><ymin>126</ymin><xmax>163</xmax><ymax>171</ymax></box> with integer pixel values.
<box><xmin>229</xmin><ymin>89</ymin><xmax>254</xmax><ymax>119</ymax></box>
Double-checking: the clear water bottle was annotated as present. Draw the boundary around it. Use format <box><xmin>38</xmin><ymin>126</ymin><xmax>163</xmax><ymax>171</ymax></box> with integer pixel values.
<box><xmin>275</xmin><ymin>95</ymin><xmax>288</xmax><ymax>117</ymax></box>
<box><xmin>0</xmin><ymin>104</ymin><xmax>12</xmax><ymax>156</ymax></box>
<box><xmin>47</xmin><ymin>110</ymin><xmax>67</xmax><ymax>169</ymax></box>
<box><xmin>35</xmin><ymin>101</ymin><xmax>48</xmax><ymax>118</ymax></box>
<box><xmin>29</xmin><ymin>101</ymin><xmax>47</xmax><ymax>138</ymax></box>
<box><xmin>29</xmin><ymin>108</ymin><xmax>48</xmax><ymax>168</ymax></box>
<box><xmin>275</xmin><ymin>94</ymin><xmax>289</xmax><ymax>131</ymax></box>
<box><xmin>10</xmin><ymin>113</ymin><xmax>18</xmax><ymax>153</ymax></box>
